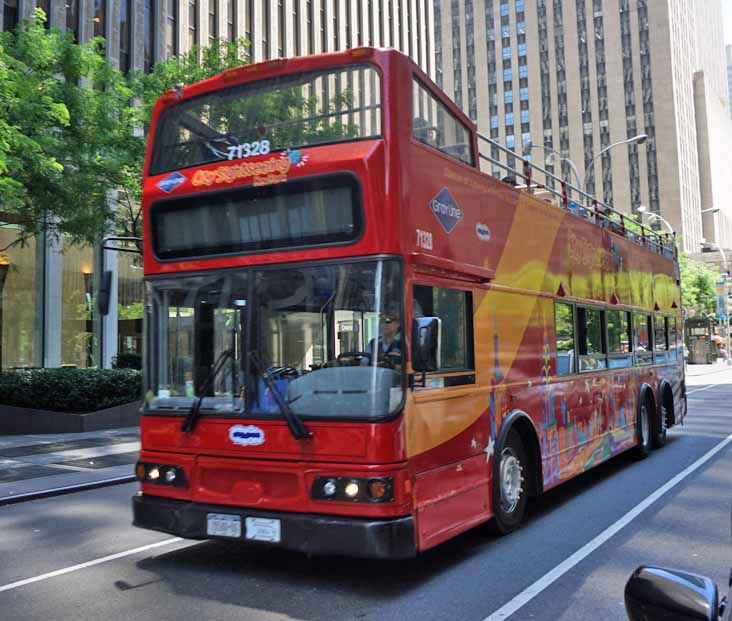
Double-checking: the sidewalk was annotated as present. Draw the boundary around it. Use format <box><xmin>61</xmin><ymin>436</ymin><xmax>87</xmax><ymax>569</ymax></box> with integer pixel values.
<box><xmin>685</xmin><ymin>362</ymin><xmax>732</xmax><ymax>377</ymax></box>
<box><xmin>0</xmin><ymin>426</ymin><xmax>139</xmax><ymax>504</ymax></box>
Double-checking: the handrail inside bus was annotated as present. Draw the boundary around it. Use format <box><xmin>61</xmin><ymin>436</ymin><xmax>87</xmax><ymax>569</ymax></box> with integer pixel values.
<box><xmin>475</xmin><ymin>132</ymin><xmax>677</xmax><ymax>260</ymax></box>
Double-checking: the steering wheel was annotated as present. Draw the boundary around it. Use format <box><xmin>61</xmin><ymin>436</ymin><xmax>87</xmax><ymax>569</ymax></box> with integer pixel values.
<box><xmin>337</xmin><ymin>352</ymin><xmax>372</xmax><ymax>366</ymax></box>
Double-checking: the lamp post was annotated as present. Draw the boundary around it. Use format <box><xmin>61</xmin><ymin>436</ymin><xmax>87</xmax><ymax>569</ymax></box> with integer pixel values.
<box><xmin>702</xmin><ymin>241</ymin><xmax>731</xmax><ymax>366</ymax></box>
<box><xmin>523</xmin><ymin>140</ymin><xmax>583</xmax><ymax>189</ymax></box>
<box><xmin>0</xmin><ymin>259</ymin><xmax>9</xmax><ymax>372</ymax></box>
<box><xmin>584</xmin><ymin>134</ymin><xmax>648</xmax><ymax>196</ymax></box>
<box><xmin>637</xmin><ymin>205</ymin><xmax>675</xmax><ymax>234</ymax></box>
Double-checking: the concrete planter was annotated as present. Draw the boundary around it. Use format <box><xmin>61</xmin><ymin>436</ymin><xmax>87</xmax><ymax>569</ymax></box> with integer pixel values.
<box><xmin>0</xmin><ymin>401</ymin><xmax>141</xmax><ymax>434</ymax></box>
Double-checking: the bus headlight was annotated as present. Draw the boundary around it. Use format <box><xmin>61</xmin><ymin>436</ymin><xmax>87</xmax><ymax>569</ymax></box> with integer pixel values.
<box><xmin>310</xmin><ymin>476</ymin><xmax>393</xmax><ymax>503</ymax></box>
<box><xmin>136</xmin><ymin>462</ymin><xmax>187</xmax><ymax>488</ymax></box>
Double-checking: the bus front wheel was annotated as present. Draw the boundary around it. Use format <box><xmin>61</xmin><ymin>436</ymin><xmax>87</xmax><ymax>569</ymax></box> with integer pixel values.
<box><xmin>492</xmin><ymin>428</ymin><xmax>530</xmax><ymax>534</ymax></box>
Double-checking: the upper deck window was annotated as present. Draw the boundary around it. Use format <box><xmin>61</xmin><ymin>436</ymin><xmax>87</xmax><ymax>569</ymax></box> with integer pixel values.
<box><xmin>412</xmin><ymin>78</ymin><xmax>474</xmax><ymax>166</ymax></box>
<box><xmin>149</xmin><ymin>64</ymin><xmax>382</xmax><ymax>176</ymax></box>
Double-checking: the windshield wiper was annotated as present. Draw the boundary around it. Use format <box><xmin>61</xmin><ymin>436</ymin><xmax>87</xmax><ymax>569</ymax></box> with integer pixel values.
<box><xmin>181</xmin><ymin>348</ymin><xmax>233</xmax><ymax>433</ymax></box>
<box><xmin>249</xmin><ymin>351</ymin><xmax>311</xmax><ymax>440</ymax></box>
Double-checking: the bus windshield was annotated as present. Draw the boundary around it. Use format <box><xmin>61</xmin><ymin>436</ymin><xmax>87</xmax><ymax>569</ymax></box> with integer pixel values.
<box><xmin>149</xmin><ymin>64</ymin><xmax>382</xmax><ymax>176</ymax></box>
<box><xmin>145</xmin><ymin>259</ymin><xmax>404</xmax><ymax>420</ymax></box>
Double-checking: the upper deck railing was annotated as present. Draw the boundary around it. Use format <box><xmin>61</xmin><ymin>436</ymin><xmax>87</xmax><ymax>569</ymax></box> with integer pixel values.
<box><xmin>476</xmin><ymin>133</ymin><xmax>677</xmax><ymax>261</ymax></box>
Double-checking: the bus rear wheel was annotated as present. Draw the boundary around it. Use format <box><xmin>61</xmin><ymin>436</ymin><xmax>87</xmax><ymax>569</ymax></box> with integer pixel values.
<box><xmin>633</xmin><ymin>400</ymin><xmax>652</xmax><ymax>460</ymax></box>
<box><xmin>492</xmin><ymin>429</ymin><xmax>530</xmax><ymax>534</ymax></box>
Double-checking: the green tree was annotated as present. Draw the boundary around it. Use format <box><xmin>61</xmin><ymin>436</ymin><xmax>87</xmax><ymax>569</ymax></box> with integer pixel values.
<box><xmin>0</xmin><ymin>12</ymin><xmax>251</xmax><ymax>246</ymax></box>
<box><xmin>0</xmin><ymin>10</ymin><xmax>141</xmax><ymax>246</ymax></box>
<box><xmin>679</xmin><ymin>252</ymin><xmax>722</xmax><ymax>316</ymax></box>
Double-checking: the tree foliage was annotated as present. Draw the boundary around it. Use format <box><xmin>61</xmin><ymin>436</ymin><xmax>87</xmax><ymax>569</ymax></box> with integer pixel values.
<box><xmin>0</xmin><ymin>12</ymin><xmax>250</xmax><ymax>246</ymax></box>
<box><xmin>679</xmin><ymin>252</ymin><xmax>722</xmax><ymax>316</ymax></box>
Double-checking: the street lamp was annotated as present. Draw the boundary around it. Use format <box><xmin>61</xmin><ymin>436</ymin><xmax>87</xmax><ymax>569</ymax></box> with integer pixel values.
<box><xmin>523</xmin><ymin>140</ymin><xmax>583</xmax><ymax>189</ymax></box>
<box><xmin>637</xmin><ymin>205</ymin><xmax>675</xmax><ymax>234</ymax></box>
<box><xmin>584</xmin><ymin>134</ymin><xmax>648</xmax><ymax>195</ymax></box>
<box><xmin>701</xmin><ymin>239</ymin><xmax>731</xmax><ymax>366</ymax></box>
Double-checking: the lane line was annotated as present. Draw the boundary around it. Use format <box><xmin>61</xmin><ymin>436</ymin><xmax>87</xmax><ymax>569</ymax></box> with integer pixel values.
<box><xmin>0</xmin><ymin>538</ymin><xmax>184</xmax><ymax>593</ymax></box>
<box><xmin>687</xmin><ymin>383</ymin><xmax>729</xmax><ymax>395</ymax></box>
<box><xmin>483</xmin><ymin>431</ymin><xmax>732</xmax><ymax>621</ymax></box>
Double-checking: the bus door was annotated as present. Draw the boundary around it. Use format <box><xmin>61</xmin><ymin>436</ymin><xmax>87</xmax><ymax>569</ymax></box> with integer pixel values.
<box><xmin>408</xmin><ymin>279</ymin><xmax>491</xmax><ymax>550</ymax></box>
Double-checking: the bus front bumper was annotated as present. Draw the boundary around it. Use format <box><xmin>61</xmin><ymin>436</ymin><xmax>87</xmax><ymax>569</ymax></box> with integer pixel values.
<box><xmin>132</xmin><ymin>493</ymin><xmax>416</xmax><ymax>560</ymax></box>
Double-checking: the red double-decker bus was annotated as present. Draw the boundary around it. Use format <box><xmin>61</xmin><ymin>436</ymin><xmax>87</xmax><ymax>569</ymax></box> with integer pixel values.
<box><xmin>133</xmin><ymin>48</ymin><xmax>685</xmax><ymax>558</ymax></box>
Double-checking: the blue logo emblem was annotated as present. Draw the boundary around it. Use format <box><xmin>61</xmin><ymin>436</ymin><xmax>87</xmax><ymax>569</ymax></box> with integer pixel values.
<box><xmin>429</xmin><ymin>187</ymin><xmax>463</xmax><ymax>234</ymax></box>
<box><xmin>156</xmin><ymin>172</ymin><xmax>187</xmax><ymax>193</ymax></box>
<box><xmin>229</xmin><ymin>424</ymin><xmax>265</xmax><ymax>446</ymax></box>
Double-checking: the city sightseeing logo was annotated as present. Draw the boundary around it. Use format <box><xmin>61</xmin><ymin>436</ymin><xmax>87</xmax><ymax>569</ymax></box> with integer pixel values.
<box><xmin>192</xmin><ymin>149</ymin><xmax>310</xmax><ymax>188</ymax></box>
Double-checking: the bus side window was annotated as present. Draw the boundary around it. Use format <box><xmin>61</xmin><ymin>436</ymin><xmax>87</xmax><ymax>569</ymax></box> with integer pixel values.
<box><xmin>607</xmin><ymin>310</ymin><xmax>632</xmax><ymax>369</ymax></box>
<box><xmin>654</xmin><ymin>316</ymin><xmax>669</xmax><ymax>363</ymax></box>
<box><xmin>577</xmin><ymin>307</ymin><xmax>607</xmax><ymax>372</ymax></box>
<box><xmin>633</xmin><ymin>313</ymin><xmax>653</xmax><ymax>365</ymax></box>
<box><xmin>554</xmin><ymin>302</ymin><xmax>575</xmax><ymax>375</ymax></box>
<box><xmin>413</xmin><ymin>284</ymin><xmax>474</xmax><ymax>376</ymax></box>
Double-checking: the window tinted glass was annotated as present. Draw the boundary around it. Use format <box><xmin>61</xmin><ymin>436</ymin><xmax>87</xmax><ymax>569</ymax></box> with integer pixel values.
<box><xmin>152</xmin><ymin>174</ymin><xmax>361</xmax><ymax>260</ymax></box>
<box><xmin>554</xmin><ymin>302</ymin><xmax>575</xmax><ymax>375</ymax></box>
<box><xmin>414</xmin><ymin>285</ymin><xmax>473</xmax><ymax>371</ymax></box>
<box><xmin>150</xmin><ymin>64</ymin><xmax>381</xmax><ymax>175</ymax></box>
<box><xmin>634</xmin><ymin>313</ymin><xmax>653</xmax><ymax>364</ymax></box>
<box><xmin>412</xmin><ymin>78</ymin><xmax>475</xmax><ymax>165</ymax></box>
<box><xmin>578</xmin><ymin>307</ymin><xmax>606</xmax><ymax>371</ymax></box>
<box><xmin>654</xmin><ymin>316</ymin><xmax>667</xmax><ymax>351</ymax></box>
<box><xmin>607</xmin><ymin>310</ymin><xmax>632</xmax><ymax>368</ymax></box>
<box><xmin>607</xmin><ymin>310</ymin><xmax>631</xmax><ymax>353</ymax></box>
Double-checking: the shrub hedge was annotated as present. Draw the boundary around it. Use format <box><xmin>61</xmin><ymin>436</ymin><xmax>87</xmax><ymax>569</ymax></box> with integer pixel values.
<box><xmin>0</xmin><ymin>368</ymin><xmax>142</xmax><ymax>413</ymax></box>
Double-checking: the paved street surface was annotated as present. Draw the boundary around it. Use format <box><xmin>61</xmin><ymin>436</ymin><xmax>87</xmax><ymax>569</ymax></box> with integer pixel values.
<box><xmin>1</xmin><ymin>369</ymin><xmax>731</xmax><ymax>620</ymax></box>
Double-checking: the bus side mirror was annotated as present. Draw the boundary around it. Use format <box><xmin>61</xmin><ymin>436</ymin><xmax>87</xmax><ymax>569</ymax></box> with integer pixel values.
<box><xmin>412</xmin><ymin>317</ymin><xmax>441</xmax><ymax>373</ymax></box>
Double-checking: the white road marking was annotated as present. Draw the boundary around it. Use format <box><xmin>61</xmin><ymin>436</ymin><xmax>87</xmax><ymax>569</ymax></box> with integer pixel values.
<box><xmin>0</xmin><ymin>538</ymin><xmax>184</xmax><ymax>593</ymax></box>
<box><xmin>483</xmin><ymin>431</ymin><xmax>732</xmax><ymax>621</ymax></box>
<box><xmin>687</xmin><ymin>383</ymin><xmax>728</xmax><ymax>396</ymax></box>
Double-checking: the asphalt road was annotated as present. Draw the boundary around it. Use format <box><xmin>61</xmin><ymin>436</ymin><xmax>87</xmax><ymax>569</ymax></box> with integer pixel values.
<box><xmin>1</xmin><ymin>368</ymin><xmax>731</xmax><ymax>621</ymax></box>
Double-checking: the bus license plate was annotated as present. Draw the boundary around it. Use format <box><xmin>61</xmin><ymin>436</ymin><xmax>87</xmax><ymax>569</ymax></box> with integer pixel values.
<box><xmin>245</xmin><ymin>517</ymin><xmax>281</xmax><ymax>543</ymax></box>
<box><xmin>206</xmin><ymin>513</ymin><xmax>241</xmax><ymax>538</ymax></box>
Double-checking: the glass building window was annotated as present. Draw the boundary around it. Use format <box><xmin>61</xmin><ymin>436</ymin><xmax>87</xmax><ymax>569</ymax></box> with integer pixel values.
<box><xmin>520</xmin><ymin>87</ymin><xmax>529</xmax><ymax>100</ymax></box>
<box><xmin>167</xmin><ymin>0</ymin><xmax>178</xmax><ymax>56</ymax></box>
<box><xmin>119</xmin><ymin>0</ymin><xmax>131</xmax><ymax>72</ymax></box>
<box><xmin>227</xmin><ymin>0</ymin><xmax>234</xmax><ymax>40</ymax></box>
<box><xmin>504</xmin><ymin>90</ymin><xmax>513</xmax><ymax>103</ymax></box>
<box><xmin>503</xmin><ymin>68</ymin><xmax>512</xmax><ymax>81</ymax></box>
<box><xmin>188</xmin><ymin>0</ymin><xmax>198</xmax><ymax>48</ymax></box>
<box><xmin>209</xmin><ymin>0</ymin><xmax>218</xmax><ymax>44</ymax></box>
<box><xmin>94</xmin><ymin>0</ymin><xmax>105</xmax><ymax>38</ymax></box>
<box><xmin>66</xmin><ymin>0</ymin><xmax>79</xmax><ymax>41</ymax></box>
<box><xmin>0</xmin><ymin>227</ymin><xmax>39</xmax><ymax>370</ymax></box>
<box><xmin>519</xmin><ymin>65</ymin><xmax>528</xmax><ymax>78</ymax></box>
<box><xmin>3</xmin><ymin>0</ymin><xmax>18</xmax><ymax>32</ymax></box>
<box><xmin>144</xmin><ymin>0</ymin><xmax>154</xmax><ymax>72</ymax></box>
<box><xmin>520</xmin><ymin>110</ymin><xmax>529</xmax><ymax>123</ymax></box>
<box><xmin>505</xmin><ymin>112</ymin><xmax>514</xmax><ymax>125</ymax></box>
<box><xmin>61</xmin><ymin>244</ymin><xmax>97</xmax><ymax>369</ymax></box>
<box><xmin>500</xmin><ymin>3</ymin><xmax>509</xmax><ymax>17</ymax></box>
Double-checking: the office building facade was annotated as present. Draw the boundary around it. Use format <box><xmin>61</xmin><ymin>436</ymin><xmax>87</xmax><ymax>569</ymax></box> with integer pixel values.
<box><xmin>435</xmin><ymin>0</ymin><xmax>732</xmax><ymax>255</ymax></box>
<box><xmin>0</xmin><ymin>0</ymin><xmax>434</xmax><ymax>371</ymax></box>
<box><xmin>727</xmin><ymin>44</ymin><xmax>732</xmax><ymax>119</ymax></box>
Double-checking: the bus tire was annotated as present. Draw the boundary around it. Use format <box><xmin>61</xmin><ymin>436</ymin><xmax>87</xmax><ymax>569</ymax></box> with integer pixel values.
<box><xmin>492</xmin><ymin>428</ymin><xmax>530</xmax><ymax>534</ymax></box>
<box><xmin>653</xmin><ymin>388</ymin><xmax>672</xmax><ymax>449</ymax></box>
<box><xmin>633</xmin><ymin>398</ymin><xmax>653</xmax><ymax>460</ymax></box>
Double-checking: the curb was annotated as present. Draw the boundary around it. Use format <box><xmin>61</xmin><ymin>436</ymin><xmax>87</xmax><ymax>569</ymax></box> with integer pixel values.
<box><xmin>0</xmin><ymin>475</ymin><xmax>136</xmax><ymax>507</ymax></box>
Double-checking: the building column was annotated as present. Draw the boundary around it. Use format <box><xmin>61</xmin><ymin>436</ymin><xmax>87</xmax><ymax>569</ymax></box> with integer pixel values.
<box><xmin>49</xmin><ymin>0</ymin><xmax>65</xmax><ymax>29</ymax></box>
<box><xmin>43</xmin><ymin>229</ymin><xmax>63</xmax><ymax>368</ymax></box>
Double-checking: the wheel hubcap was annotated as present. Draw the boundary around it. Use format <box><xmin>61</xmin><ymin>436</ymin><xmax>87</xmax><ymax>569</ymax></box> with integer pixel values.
<box><xmin>500</xmin><ymin>448</ymin><xmax>524</xmax><ymax>514</ymax></box>
<box><xmin>641</xmin><ymin>404</ymin><xmax>650</xmax><ymax>447</ymax></box>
